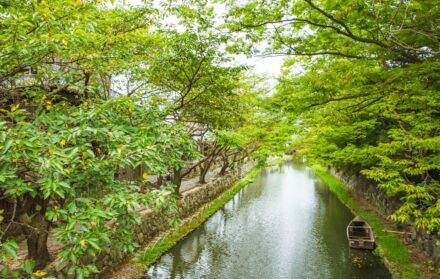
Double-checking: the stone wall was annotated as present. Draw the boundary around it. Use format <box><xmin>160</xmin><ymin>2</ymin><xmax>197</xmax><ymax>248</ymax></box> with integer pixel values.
<box><xmin>328</xmin><ymin>169</ymin><xmax>400</xmax><ymax>216</ymax></box>
<box><xmin>52</xmin><ymin>168</ymin><xmax>246</xmax><ymax>278</ymax></box>
<box><xmin>328</xmin><ymin>168</ymin><xmax>440</xmax><ymax>268</ymax></box>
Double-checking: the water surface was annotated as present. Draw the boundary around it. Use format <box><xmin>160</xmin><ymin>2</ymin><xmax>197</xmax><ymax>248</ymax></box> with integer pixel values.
<box><xmin>146</xmin><ymin>162</ymin><xmax>390</xmax><ymax>279</ymax></box>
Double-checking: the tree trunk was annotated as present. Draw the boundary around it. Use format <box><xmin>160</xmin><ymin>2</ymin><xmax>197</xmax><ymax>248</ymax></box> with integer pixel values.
<box><xmin>231</xmin><ymin>153</ymin><xmax>238</xmax><ymax>170</ymax></box>
<box><xmin>26</xmin><ymin>213</ymin><xmax>51</xmax><ymax>269</ymax></box>
<box><xmin>173</xmin><ymin>168</ymin><xmax>182</xmax><ymax>195</ymax></box>
<box><xmin>219</xmin><ymin>159</ymin><xmax>228</xmax><ymax>175</ymax></box>
<box><xmin>21</xmin><ymin>195</ymin><xmax>51</xmax><ymax>269</ymax></box>
<box><xmin>199</xmin><ymin>160</ymin><xmax>213</xmax><ymax>184</ymax></box>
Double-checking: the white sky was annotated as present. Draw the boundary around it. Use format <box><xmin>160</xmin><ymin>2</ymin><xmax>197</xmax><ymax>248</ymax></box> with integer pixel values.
<box><xmin>250</xmin><ymin>55</ymin><xmax>284</xmax><ymax>77</ymax></box>
<box><xmin>232</xmin><ymin>54</ymin><xmax>284</xmax><ymax>91</ymax></box>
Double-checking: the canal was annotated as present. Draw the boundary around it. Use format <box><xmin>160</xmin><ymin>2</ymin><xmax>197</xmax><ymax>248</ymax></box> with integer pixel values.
<box><xmin>146</xmin><ymin>161</ymin><xmax>391</xmax><ymax>279</ymax></box>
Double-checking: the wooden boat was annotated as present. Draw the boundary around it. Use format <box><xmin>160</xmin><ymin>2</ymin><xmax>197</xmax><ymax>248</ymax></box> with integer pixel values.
<box><xmin>346</xmin><ymin>216</ymin><xmax>375</xmax><ymax>250</ymax></box>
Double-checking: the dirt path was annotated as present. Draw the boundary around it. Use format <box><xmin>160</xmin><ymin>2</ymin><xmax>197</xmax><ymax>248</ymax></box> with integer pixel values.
<box><xmin>178</xmin><ymin>168</ymin><xmax>220</xmax><ymax>192</ymax></box>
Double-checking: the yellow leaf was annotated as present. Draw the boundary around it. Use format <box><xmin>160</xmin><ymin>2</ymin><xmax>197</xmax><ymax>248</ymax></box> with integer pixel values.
<box><xmin>90</xmin><ymin>221</ymin><xmax>97</xmax><ymax>227</ymax></box>
<box><xmin>46</xmin><ymin>104</ymin><xmax>52</xmax><ymax>111</ymax></box>
<box><xmin>48</xmin><ymin>149</ymin><xmax>54</xmax><ymax>155</ymax></box>
<box><xmin>33</xmin><ymin>270</ymin><xmax>47</xmax><ymax>277</ymax></box>
<box><xmin>143</xmin><ymin>172</ymin><xmax>148</xmax><ymax>179</ymax></box>
<box><xmin>17</xmin><ymin>121</ymin><xmax>31</xmax><ymax>126</ymax></box>
<box><xmin>11</xmin><ymin>104</ymin><xmax>20</xmax><ymax>112</ymax></box>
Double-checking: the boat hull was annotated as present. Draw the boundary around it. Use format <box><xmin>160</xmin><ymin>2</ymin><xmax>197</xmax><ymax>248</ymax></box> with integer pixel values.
<box><xmin>348</xmin><ymin>239</ymin><xmax>375</xmax><ymax>250</ymax></box>
<box><xmin>347</xmin><ymin>216</ymin><xmax>376</xmax><ymax>250</ymax></box>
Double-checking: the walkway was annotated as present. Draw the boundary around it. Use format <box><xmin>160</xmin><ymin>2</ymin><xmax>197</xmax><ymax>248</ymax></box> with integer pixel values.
<box><xmin>179</xmin><ymin>168</ymin><xmax>219</xmax><ymax>192</ymax></box>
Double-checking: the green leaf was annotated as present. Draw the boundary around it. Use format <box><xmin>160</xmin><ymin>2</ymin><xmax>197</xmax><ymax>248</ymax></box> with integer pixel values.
<box><xmin>1</xmin><ymin>267</ymin><xmax>10</xmax><ymax>277</ymax></box>
<box><xmin>21</xmin><ymin>260</ymin><xmax>35</xmax><ymax>275</ymax></box>
<box><xmin>2</xmin><ymin>241</ymin><xmax>18</xmax><ymax>258</ymax></box>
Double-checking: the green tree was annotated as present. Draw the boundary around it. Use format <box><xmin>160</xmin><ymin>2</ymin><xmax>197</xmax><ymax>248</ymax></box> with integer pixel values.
<box><xmin>275</xmin><ymin>58</ymin><xmax>440</xmax><ymax>232</ymax></box>
<box><xmin>133</xmin><ymin>2</ymin><xmax>254</xmax><ymax>189</ymax></box>
<box><xmin>0</xmin><ymin>0</ymin><xmax>196</xmax><ymax>275</ymax></box>
<box><xmin>226</xmin><ymin>0</ymin><xmax>440</xmax><ymax>233</ymax></box>
<box><xmin>225</xmin><ymin>0</ymin><xmax>439</xmax><ymax>63</ymax></box>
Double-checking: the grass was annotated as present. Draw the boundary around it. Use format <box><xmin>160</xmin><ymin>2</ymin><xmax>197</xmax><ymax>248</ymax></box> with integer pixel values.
<box><xmin>312</xmin><ymin>164</ymin><xmax>422</xmax><ymax>279</ymax></box>
<box><xmin>137</xmin><ymin>165</ymin><xmax>262</xmax><ymax>268</ymax></box>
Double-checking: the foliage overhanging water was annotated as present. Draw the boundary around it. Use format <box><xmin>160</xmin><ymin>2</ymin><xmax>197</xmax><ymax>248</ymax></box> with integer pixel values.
<box><xmin>145</xmin><ymin>162</ymin><xmax>391</xmax><ymax>279</ymax></box>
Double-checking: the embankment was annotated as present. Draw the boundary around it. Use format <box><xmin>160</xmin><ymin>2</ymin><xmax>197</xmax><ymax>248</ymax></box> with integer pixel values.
<box><xmin>104</xmin><ymin>163</ymin><xmax>261</xmax><ymax>279</ymax></box>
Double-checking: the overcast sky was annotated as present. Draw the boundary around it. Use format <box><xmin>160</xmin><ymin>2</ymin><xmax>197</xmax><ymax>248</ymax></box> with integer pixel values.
<box><xmin>248</xmin><ymin>55</ymin><xmax>284</xmax><ymax>77</ymax></box>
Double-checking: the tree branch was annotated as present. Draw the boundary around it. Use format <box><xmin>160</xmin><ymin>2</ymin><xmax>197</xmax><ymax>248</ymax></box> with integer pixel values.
<box><xmin>306</xmin><ymin>93</ymin><xmax>370</xmax><ymax>109</ymax></box>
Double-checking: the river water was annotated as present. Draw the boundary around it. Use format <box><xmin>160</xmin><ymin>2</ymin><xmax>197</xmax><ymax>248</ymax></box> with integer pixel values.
<box><xmin>146</xmin><ymin>162</ymin><xmax>391</xmax><ymax>279</ymax></box>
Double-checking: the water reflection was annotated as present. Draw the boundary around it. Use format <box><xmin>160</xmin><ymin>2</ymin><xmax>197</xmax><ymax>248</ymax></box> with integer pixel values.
<box><xmin>146</xmin><ymin>162</ymin><xmax>390</xmax><ymax>279</ymax></box>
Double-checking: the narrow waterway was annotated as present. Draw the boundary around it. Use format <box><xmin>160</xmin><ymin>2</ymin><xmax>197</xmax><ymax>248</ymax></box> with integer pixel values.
<box><xmin>146</xmin><ymin>162</ymin><xmax>391</xmax><ymax>279</ymax></box>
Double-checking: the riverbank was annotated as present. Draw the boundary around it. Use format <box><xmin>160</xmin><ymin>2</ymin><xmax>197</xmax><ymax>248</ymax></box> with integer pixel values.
<box><xmin>312</xmin><ymin>164</ymin><xmax>433</xmax><ymax>279</ymax></box>
<box><xmin>138</xmin><ymin>166</ymin><xmax>262</xmax><ymax>266</ymax></box>
<box><xmin>109</xmin><ymin>164</ymin><xmax>263</xmax><ymax>278</ymax></box>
